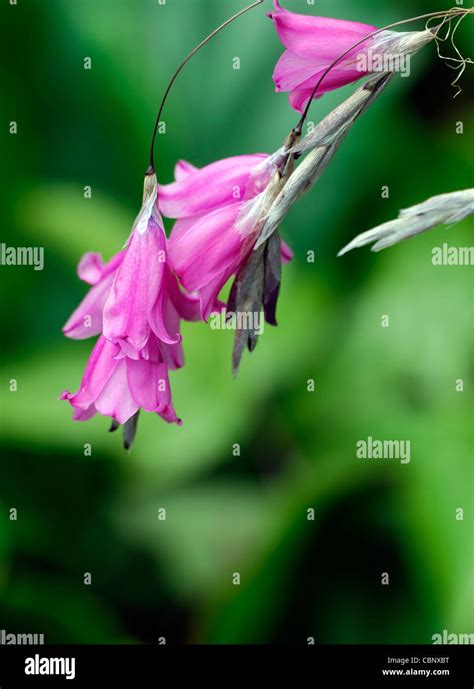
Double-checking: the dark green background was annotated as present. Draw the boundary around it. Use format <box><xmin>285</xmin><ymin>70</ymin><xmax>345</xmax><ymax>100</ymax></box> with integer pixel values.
<box><xmin>0</xmin><ymin>0</ymin><xmax>472</xmax><ymax>643</ymax></box>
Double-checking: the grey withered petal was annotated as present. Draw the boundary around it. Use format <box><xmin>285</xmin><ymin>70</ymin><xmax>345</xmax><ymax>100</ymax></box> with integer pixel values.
<box><xmin>123</xmin><ymin>411</ymin><xmax>140</xmax><ymax>450</ymax></box>
<box><xmin>229</xmin><ymin>244</ymin><xmax>266</xmax><ymax>377</ymax></box>
<box><xmin>263</xmin><ymin>232</ymin><xmax>282</xmax><ymax>327</ymax></box>
<box><xmin>109</xmin><ymin>419</ymin><xmax>120</xmax><ymax>433</ymax></box>
<box><xmin>108</xmin><ymin>411</ymin><xmax>140</xmax><ymax>450</ymax></box>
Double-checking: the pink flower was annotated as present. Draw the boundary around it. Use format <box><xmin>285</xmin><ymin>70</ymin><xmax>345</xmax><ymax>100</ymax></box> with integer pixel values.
<box><xmin>158</xmin><ymin>155</ymin><xmax>293</xmax><ymax>320</ymax></box>
<box><xmin>267</xmin><ymin>0</ymin><xmax>377</xmax><ymax>112</ymax></box>
<box><xmin>60</xmin><ymin>334</ymin><xmax>180</xmax><ymax>425</ymax></box>
<box><xmin>62</xmin><ymin>172</ymin><xmax>200</xmax><ymax>430</ymax></box>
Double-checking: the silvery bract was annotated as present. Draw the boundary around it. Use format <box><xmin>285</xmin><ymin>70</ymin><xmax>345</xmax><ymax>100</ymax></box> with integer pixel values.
<box><xmin>338</xmin><ymin>189</ymin><xmax>474</xmax><ymax>254</ymax></box>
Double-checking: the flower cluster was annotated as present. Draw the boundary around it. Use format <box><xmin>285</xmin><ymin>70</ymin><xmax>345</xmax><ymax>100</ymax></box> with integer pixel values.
<box><xmin>62</xmin><ymin>157</ymin><xmax>293</xmax><ymax>442</ymax></box>
<box><xmin>61</xmin><ymin>0</ymin><xmax>446</xmax><ymax>446</ymax></box>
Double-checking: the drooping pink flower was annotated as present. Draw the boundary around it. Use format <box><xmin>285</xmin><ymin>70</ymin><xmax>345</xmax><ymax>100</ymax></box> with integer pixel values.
<box><xmin>267</xmin><ymin>0</ymin><xmax>377</xmax><ymax>112</ymax></box>
<box><xmin>158</xmin><ymin>155</ymin><xmax>293</xmax><ymax>320</ymax></box>
<box><xmin>61</xmin><ymin>267</ymin><xmax>196</xmax><ymax>426</ymax></box>
<box><xmin>60</xmin><ymin>334</ymin><xmax>180</xmax><ymax>425</ymax></box>
<box><xmin>62</xmin><ymin>172</ymin><xmax>200</xmax><ymax>431</ymax></box>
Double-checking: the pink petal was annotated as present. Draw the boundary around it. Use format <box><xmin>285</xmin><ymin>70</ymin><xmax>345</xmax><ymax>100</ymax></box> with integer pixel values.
<box><xmin>94</xmin><ymin>358</ymin><xmax>140</xmax><ymax>424</ymax></box>
<box><xmin>174</xmin><ymin>160</ymin><xmax>199</xmax><ymax>181</ymax></box>
<box><xmin>78</xmin><ymin>250</ymin><xmax>123</xmax><ymax>285</ymax></box>
<box><xmin>126</xmin><ymin>359</ymin><xmax>171</xmax><ymax>412</ymax></box>
<box><xmin>71</xmin><ymin>405</ymin><xmax>98</xmax><ymax>421</ymax></box>
<box><xmin>162</xmin><ymin>341</ymin><xmax>185</xmax><ymax>371</ymax></box>
<box><xmin>149</xmin><ymin>272</ymin><xmax>181</xmax><ymax>346</ymax></box>
<box><xmin>141</xmin><ymin>330</ymin><xmax>183</xmax><ymax>371</ymax></box>
<box><xmin>199</xmin><ymin>277</ymin><xmax>229</xmax><ymax>322</ymax></box>
<box><xmin>62</xmin><ymin>336</ymin><xmax>120</xmax><ymax>411</ymax></box>
<box><xmin>156</xmin><ymin>404</ymin><xmax>182</xmax><ymax>425</ymax></box>
<box><xmin>160</xmin><ymin>321</ymin><xmax>185</xmax><ymax>370</ymax></box>
<box><xmin>168</xmin><ymin>203</ymin><xmax>244</xmax><ymax>293</ymax></box>
<box><xmin>268</xmin><ymin>2</ymin><xmax>376</xmax><ymax>62</ymax></box>
<box><xmin>281</xmin><ymin>240</ymin><xmax>293</xmax><ymax>263</ymax></box>
<box><xmin>103</xmin><ymin>215</ymin><xmax>167</xmax><ymax>355</ymax></box>
<box><xmin>63</xmin><ymin>271</ymin><xmax>115</xmax><ymax>339</ymax></box>
<box><xmin>167</xmin><ymin>270</ymin><xmax>201</xmax><ymax>322</ymax></box>
<box><xmin>288</xmin><ymin>89</ymin><xmax>314</xmax><ymax>113</ymax></box>
<box><xmin>64</xmin><ymin>250</ymin><xmax>125</xmax><ymax>338</ymax></box>
<box><xmin>158</xmin><ymin>154</ymin><xmax>268</xmax><ymax>218</ymax></box>
<box><xmin>272</xmin><ymin>50</ymin><xmax>324</xmax><ymax>92</ymax></box>
<box><xmin>293</xmin><ymin>63</ymin><xmax>368</xmax><ymax>94</ymax></box>
<box><xmin>77</xmin><ymin>252</ymin><xmax>105</xmax><ymax>285</ymax></box>
<box><xmin>287</xmin><ymin>63</ymin><xmax>367</xmax><ymax>112</ymax></box>
<box><xmin>167</xmin><ymin>214</ymin><xmax>206</xmax><ymax>244</ymax></box>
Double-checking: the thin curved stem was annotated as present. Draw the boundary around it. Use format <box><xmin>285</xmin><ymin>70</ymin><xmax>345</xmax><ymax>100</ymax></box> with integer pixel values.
<box><xmin>148</xmin><ymin>0</ymin><xmax>263</xmax><ymax>173</ymax></box>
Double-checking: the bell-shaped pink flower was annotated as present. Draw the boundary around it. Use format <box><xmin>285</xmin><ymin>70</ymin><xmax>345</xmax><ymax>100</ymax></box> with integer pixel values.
<box><xmin>62</xmin><ymin>172</ymin><xmax>200</xmax><ymax>432</ymax></box>
<box><xmin>267</xmin><ymin>0</ymin><xmax>377</xmax><ymax>112</ymax></box>
<box><xmin>61</xmin><ymin>266</ymin><xmax>196</xmax><ymax>426</ymax></box>
<box><xmin>60</xmin><ymin>334</ymin><xmax>180</xmax><ymax>425</ymax></box>
<box><xmin>158</xmin><ymin>155</ymin><xmax>293</xmax><ymax>320</ymax></box>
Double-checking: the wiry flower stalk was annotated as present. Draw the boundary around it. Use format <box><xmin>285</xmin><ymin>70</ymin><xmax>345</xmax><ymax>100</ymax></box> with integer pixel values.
<box><xmin>149</xmin><ymin>0</ymin><xmax>263</xmax><ymax>172</ymax></box>
<box><xmin>338</xmin><ymin>189</ymin><xmax>474</xmax><ymax>255</ymax></box>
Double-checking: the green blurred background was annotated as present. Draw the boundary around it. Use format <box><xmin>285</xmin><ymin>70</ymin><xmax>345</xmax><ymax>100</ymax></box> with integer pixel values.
<box><xmin>1</xmin><ymin>0</ymin><xmax>473</xmax><ymax>644</ymax></box>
